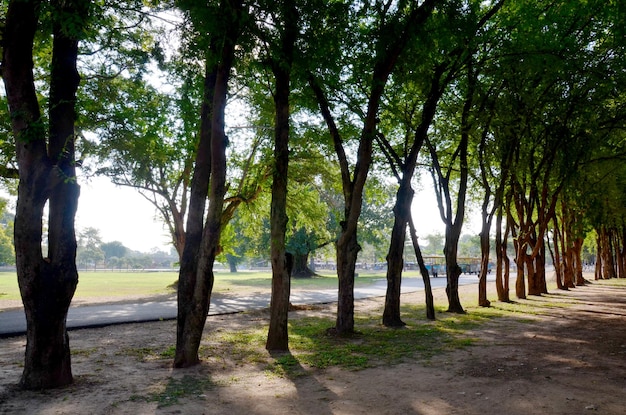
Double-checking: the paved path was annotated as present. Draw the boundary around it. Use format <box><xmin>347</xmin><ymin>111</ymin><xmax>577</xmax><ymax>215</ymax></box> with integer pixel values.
<box><xmin>0</xmin><ymin>274</ymin><xmax>488</xmax><ymax>337</ymax></box>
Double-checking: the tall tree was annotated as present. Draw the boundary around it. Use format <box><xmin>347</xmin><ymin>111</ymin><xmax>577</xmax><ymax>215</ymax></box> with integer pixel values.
<box><xmin>264</xmin><ymin>0</ymin><xmax>299</xmax><ymax>352</ymax></box>
<box><xmin>377</xmin><ymin>64</ymin><xmax>447</xmax><ymax>326</ymax></box>
<box><xmin>174</xmin><ymin>0</ymin><xmax>246</xmax><ymax>367</ymax></box>
<box><xmin>309</xmin><ymin>0</ymin><xmax>437</xmax><ymax>334</ymax></box>
<box><xmin>2</xmin><ymin>0</ymin><xmax>90</xmax><ymax>389</ymax></box>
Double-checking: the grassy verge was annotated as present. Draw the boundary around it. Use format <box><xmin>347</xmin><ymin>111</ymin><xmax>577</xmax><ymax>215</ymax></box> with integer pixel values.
<box><xmin>0</xmin><ymin>269</ymin><xmax>411</xmax><ymax>302</ymax></box>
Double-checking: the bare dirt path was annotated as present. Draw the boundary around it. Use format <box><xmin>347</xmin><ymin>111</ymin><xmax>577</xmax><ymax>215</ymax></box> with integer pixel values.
<box><xmin>1</xmin><ymin>280</ymin><xmax>625</xmax><ymax>415</ymax></box>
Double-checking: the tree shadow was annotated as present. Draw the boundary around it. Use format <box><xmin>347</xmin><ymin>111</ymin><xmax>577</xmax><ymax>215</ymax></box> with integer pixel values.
<box><xmin>268</xmin><ymin>350</ymin><xmax>337</xmax><ymax>415</ymax></box>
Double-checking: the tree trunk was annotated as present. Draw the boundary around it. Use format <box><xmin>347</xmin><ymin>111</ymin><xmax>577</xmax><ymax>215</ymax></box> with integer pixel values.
<box><xmin>174</xmin><ymin>60</ymin><xmax>216</xmax><ymax>368</ymax></box>
<box><xmin>594</xmin><ymin>235</ymin><xmax>602</xmax><ymax>281</ymax></box>
<box><xmin>444</xmin><ymin>225</ymin><xmax>465</xmax><ymax>313</ymax></box>
<box><xmin>266</xmin><ymin>2</ymin><xmax>296</xmax><ymax>350</ymax></box>
<box><xmin>3</xmin><ymin>0</ymin><xmax>86</xmax><ymax>389</ymax></box>
<box><xmin>573</xmin><ymin>237</ymin><xmax>585</xmax><ymax>285</ymax></box>
<box><xmin>175</xmin><ymin>0</ymin><xmax>243</xmax><ymax>367</ymax></box>
<box><xmin>551</xmin><ymin>216</ymin><xmax>564</xmax><ymax>290</ymax></box>
<box><xmin>383</xmin><ymin>181</ymin><xmax>413</xmax><ymax>327</ymax></box>
<box><xmin>292</xmin><ymin>252</ymin><xmax>315</xmax><ymax>278</ymax></box>
<box><xmin>382</xmin><ymin>66</ymin><xmax>442</xmax><ymax>326</ymax></box>
<box><xmin>477</xmin><ymin>222</ymin><xmax>491</xmax><ymax>307</ymax></box>
<box><xmin>227</xmin><ymin>254</ymin><xmax>238</xmax><ymax>273</ymax></box>
<box><xmin>408</xmin><ymin>216</ymin><xmax>435</xmax><ymax>320</ymax></box>
<box><xmin>495</xmin><ymin>206</ymin><xmax>509</xmax><ymax>301</ymax></box>
<box><xmin>525</xmin><ymin>231</ymin><xmax>544</xmax><ymax>296</ymax></box>
<box><xmin>310</xmin><ymin>1</ymin><xmax>436</xmax><ymax>335</ymax></box>
<box><xmin>515</xmin><ymin>251</ymin><xmax>526</xmax><ymax>299</ymax></box>
<box><xmin>502</xmin><ymin>223</ymin><xmax>511</xmax><ymax>300</ymax></box>
<box><xmin>336</xmin><ymin>229</ymin><xmax>359</xmax><ymax>333</ymax></box>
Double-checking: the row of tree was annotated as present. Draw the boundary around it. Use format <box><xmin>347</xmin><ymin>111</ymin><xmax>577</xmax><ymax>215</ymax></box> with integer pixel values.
<box><xmin>2</xmin><ymin>0</ymin><xmax>625</xmax><ymax>389</ymax></box>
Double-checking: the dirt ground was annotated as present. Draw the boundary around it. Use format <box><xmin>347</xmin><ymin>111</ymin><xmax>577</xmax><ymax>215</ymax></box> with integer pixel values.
<box><xmin>1</xmin><ymin>278</ymin><xmax>625</xmax><ymax>415</ymax></box>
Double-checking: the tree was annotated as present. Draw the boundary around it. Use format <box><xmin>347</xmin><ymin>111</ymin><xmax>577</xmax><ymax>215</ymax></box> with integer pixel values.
<box><xmin>262</xmin><ymin>0</ymin><xmax>299</xmax><ymax>352</ymax></box>
<box><xmin>174</xmin><ymin>0</ymin><xmax>246</xmax><ymax>368</ymax></box>
<box><xmin>101</xmin><ymin>241</ymin><xmax>129</xmax><ymax>262</ymax></box>
<box><xmin>492</xmin><ymin>0</ymin><xmax>625</xmax><ymax>298</ymax></box>
<box><xmin>2</xmin><ymin>0</ymin><xmax>90</xmax><ymax>389</ymax></box>
<box><xmin>77</xmin><ymin>227</ymin><xmax>105</xmax><ymax>269</ymax></box>
<box><xmin>377</xmin><ymin>63</ymin><xmax>447</xmax><ymax>326</ymax></box>
<box><xmin>309</xmin><ymin>0</ymin><xmax>437</xmax><ymax>334</ymax></box>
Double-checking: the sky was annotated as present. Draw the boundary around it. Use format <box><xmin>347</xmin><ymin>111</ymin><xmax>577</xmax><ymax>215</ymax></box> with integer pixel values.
<box><xmin>75</xmin><ymin>177</ymin><xmax>173</xmax><ymax>253</ymax></box>
<box><xmin>72</xmin><ymin>175</ymin><xmax>480</xmax><ymax>254</ymax></box>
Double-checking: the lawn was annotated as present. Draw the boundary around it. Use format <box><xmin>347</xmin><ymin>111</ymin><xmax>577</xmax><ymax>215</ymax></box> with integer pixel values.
<box><xmin>0</xmin><ymin>269</ymin><xmax>411</xmax><ymax>302</ymax></box>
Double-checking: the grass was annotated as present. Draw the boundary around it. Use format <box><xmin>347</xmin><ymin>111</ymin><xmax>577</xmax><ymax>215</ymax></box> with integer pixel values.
<box><xmin>0</xmin><ymin>269</ymin><xmax>407</xmax><ymax>302</ymax></box>
<box><xmin>130</xmin><ymin>375</ymin><xmax>215</xmax><ymax>407</ymax></box>
<box><xmin>0</xmin><ymin>271</ymin><xmax>179</xmax><ymax>301</ymax></box>
<box><xmin>200</xmin><ymin>302</ymin><xmax>490</xmax><ymax>379</ymax></box>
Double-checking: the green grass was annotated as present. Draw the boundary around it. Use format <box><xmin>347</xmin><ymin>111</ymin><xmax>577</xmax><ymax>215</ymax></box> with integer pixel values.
<box><xmin>0</xmin><ymin>271</ymin><xmax>180</xmax><ymax>301</ymax></box>
<box><xmin>202</xmin><ymin>303</ymin><xmax>485</xmax><ymax>379</ymax></box>
<box><xmin>0</xmin><ymin>269</ymin><xmax>404</xmax><ymax>302</ymax></box>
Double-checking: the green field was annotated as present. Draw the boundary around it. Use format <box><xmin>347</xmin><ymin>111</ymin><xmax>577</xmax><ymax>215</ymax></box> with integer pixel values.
<box><xmin>0</xmin><ymin>269</ymin><xmax>406</xmax><ymax>302</ymax></box>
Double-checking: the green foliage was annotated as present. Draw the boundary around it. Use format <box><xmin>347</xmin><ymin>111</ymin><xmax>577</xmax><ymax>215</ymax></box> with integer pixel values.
<box><xmin>0</xmin><ymin>198</ymin><xmax>14</xmax><ymax>265</ymax></box>
<box><xmin>77</xmin><ymin>227</ymin><xmax>105</xmax><ymax>268</ymax></box>
<box><xmin>101</xmin><ymin>241</ymin><xmax>129</xmax><ymax>260</ymax></box>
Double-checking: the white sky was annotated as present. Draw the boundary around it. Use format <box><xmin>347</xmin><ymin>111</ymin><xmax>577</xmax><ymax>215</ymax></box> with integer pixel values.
<box><xmin>75</xmin><ymin>176</ymin><xmax>172</xmax><ymax>253</ymax></box>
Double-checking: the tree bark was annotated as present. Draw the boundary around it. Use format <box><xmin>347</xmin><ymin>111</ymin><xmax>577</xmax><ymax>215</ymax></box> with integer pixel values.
<box><xmin>495</xmin><ymin>206</ymin><xmax>507</xmax><ymax>301</ymax></box>
<box><xmin>292</xmin><ymin>252</ymin><xmax>315</xmax><ymax>278</ymax></box>
<box><xmin>266</xmin><ymin>0</ymin><xmax>297</xmax><ymax>351</ymax></box>
<box><xmin>310</xmin><ymin>1</ymin><xmax>436</xmax><ymax>334</ymax></box>
<box><xmin>477</xmin><ymin>219</ymin><xmax>492</xmax><ymax>307</ymax></box>
<box><xmin>3</xmin><ymin>0</ymin><xmax>87</xmax><ymax>389</ymax></box>
<box><xmin>382</xmin><ymin>66</ymin><xmax>443</xmax><ymax>326</ymax></box>
<box><xmin>408</xmin><ymin>217</ymin><xmax>435</xmax><ymax>320</ymax></box>
<box><xmin>382</xmin><ymin>181</ymin><xmax>412</xmax><ymax>327</ymax></box>
<box><xmin>174</xmin><ymin>0</ymin><xmax>243</xmax><ymax>368</ymax></box>
<box><xmin>174</xmin><ymin>60</ymin><xmax>216</xmax><ymax>368</ymax></box>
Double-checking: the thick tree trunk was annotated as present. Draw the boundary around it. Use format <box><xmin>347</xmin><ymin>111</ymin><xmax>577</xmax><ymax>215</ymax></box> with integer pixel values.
<box><xmin>383</xmin><ymin>182</ymin><xmax>413</xmax><ymax>327</ymax></box>
<box><xmin>174</xmin><ymin>62</ymin><xmax>216</xmax><ymax>368</ymax></box>
<box><xmin>515</xmin><ymin>252</ymin><xmax>526</xmax><ymax>299</ymax></box>
<box><xmin>444</xmin><ymin>226</ymin><xmax>465</xmax><ymax>313</ymax></box>
<box><xmin>336</xmin><ymin>229</ymin><xmax>360</xmax><ymax>333</ymax></box>
<box><xmin>266</xmin><ymin>4</ymin><xmax>296</xmax><ymax>350</ymax></box>
<box><xmin>551</xmin><ymin>217</ymin><xmax>564</xmax><ymax>290</ymax></box>
<box><xmin>495</xmin><ymin>207</ymin><xmax>509</xmax><ymax>301</ymax></box>
<box><xmin>3</xmin><ymin>0</ymin><xmax>86</xmax><ymax>389</ymax></box>
<box><xmin>226</xmin><ymin>255</ymin><xmax>238</xmax><ymax>273</ymax></box>
<box><xmin>175</xmin><ymin>0</ymin><xmax>243</xmax><ymax>367</ymax></box>
<box><xmin>573</xmin><ymin>237</ymin><xmax>585</xmax><ymax>285</ymax></box>
<box><xmin>525</xmin><ymin>233</ymin><xmax>544</xmax><ymax>296</ymax></box>
<box><xmin>382</xmin><ymin>67</ymin><xmax>442</xmax><ymax>326</ymax></box>
<box><xmin>292</xmin><ymin>252</ymin><xmax>315</xmax><ymax>278</ymax></box>
<box><xmin>594</xmin><ymin>235</ymin><xmax>602</xmax><ymax>280</ymax></box>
